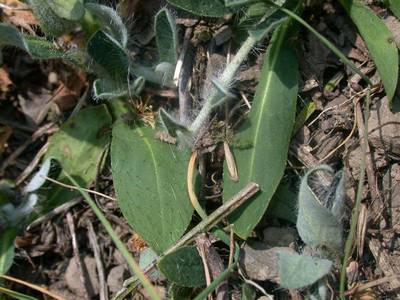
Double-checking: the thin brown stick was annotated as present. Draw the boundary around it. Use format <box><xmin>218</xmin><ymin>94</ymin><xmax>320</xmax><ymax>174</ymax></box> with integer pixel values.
<box><xmin>0</xmin><ymin>274</ymin><xmax>66</xmax><ymax>300</ymax></box>
<box><xmin>27</xmin><ymin>198</ymin><xmax>81</xmax><ymax>230</ymax></box>
<box><xmin>16</xmin><ymin>141</ymin><xmax>50</xmax><ymax>186</ymax></box>
<box><xmin>43</xmin><ymin>176</ymin><xmax>116</xmax><ymax>201</ymax></box>
<box><xmin>228</xmin><ymin>225</ymin><xmax>234</xmax><ymax>268</ymax></box>
<box><xmin>346</xmin><ymin>274</ymin><xmax>400</xmax><ymax>296</ymax></box>
<box><xmin>0</xmin><ymin>122</ymin><xmax>57</xmax><ymax>173</ymax></box>
<box><xmin>87</xmin><ymin>221</ymin><xmax>108</xmax><ymax>300</ymax></box>
<box><xmin>67</xmin><ymin>212</ymin><xmax>91</xmax><ymax>300</ymax></box>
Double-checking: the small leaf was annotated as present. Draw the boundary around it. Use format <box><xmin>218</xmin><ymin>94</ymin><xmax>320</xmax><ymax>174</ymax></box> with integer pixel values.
<box><xmin>278</xmin><ymin>252</ymin><xmax>332</xmax><ymax>289</ymax></box>
<box><xmin>0</xmin><ymin>227</ymin><xmax>17</xmax><ymax>275</ymax></box>
<box><xmin>241</xmin><ymin>283</ymin><xmax>256</xmax><ymax>300</ymax></box>
<box><xmin>87</xmin><ymin>30</ymin><xmax>130</xmax><ymax>82</ymax></box>
<box><xmin>266</xmin><ymin>183</ymin><xmax>297</xmax><ymax>223</ymax></box>
<box><xmin>46</xmin><ymin>0</ymin><xmax>85</xmax><ymax>21</ymax></box>
<box><xmin>44</xmin><ymin>105</ymin><xmax>111</xmax><ymax>208</ymax></box>
<box><xmin>85</xmin><ymin>3</ymin><xmax>128</xmax><ymax>47</ymax></box>
<box><xmin>28</xmin><ymin>0</ymin><xmax>76</xmax><ymax>36</ymax></box>
<box><xmin>296</xmin><ymin>166</ymin><xmax>344</xmax><ymax>252</ymax></box>
<box><xmin>0</xmin><ymin>24</ymin><xmax>65</xmax><ymax>59</ymax></box>
<box><xmin>92</xmin><ymin>77</ymin><xmax>145</xmax><ymax>100</ymax></box>
<box><xmin>223</xmin><ymin>20</ymin><xmax>299</xmax><ymax>239</ymax></box>
<box><xmin>111</xmin><ymin>101</ymin><xmax>193</xmax><ymax>253</ymax></box>
<box><xmin>166</xmin><ymin>0</ymin><xmax>233</xmax><ymax>17</ymax></box>
<box><xmin>158</xmin><ymin>108</ymin><xmax>189</xmax><ymax>138</ymax></box>
<box><xmin>155</xmin><ymin>9</ymin><xmax>178</xmax><ymax>65</ymax></box>
<box><xmin>158</xmin><ymin>246</ymin><xmax>205</xmax><ymax>287</ymax></box>
<box><xmin>248</xmin><ymin>9</ymin><xmax>288</xmax><ymax>41</ymax></box>
<box><xmin>139</xmin><ymin>248</ymin><xmax>161</xmax><ymax>281</ymax></box>
<box><xmin>339</xmin><ymin>0</ymin><xmax>399</xmax><ymax>102</ymax></box>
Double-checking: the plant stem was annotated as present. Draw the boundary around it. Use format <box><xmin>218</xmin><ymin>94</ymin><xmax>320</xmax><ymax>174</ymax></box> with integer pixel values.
<box><xmin>339</xmin><ymin>89</ymin><xmax>370</xmax><ymax>299</ymax></box>
<box><xmin>189</xmin><ymin>35</ymin><xmax>257</xmax><ymax>134</ymax></box>
<box><xmin>279</xmin><ymin>7</ymin><xmax>372</xmax><ymax>86</ymax></box>
<box><xmin>63</xmin><ymin>172</ymin><xmax>161</xmax><ymax>300</ymax></box>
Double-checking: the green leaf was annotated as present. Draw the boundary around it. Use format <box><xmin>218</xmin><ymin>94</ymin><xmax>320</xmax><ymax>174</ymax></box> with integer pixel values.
<box><xmin>0</xmin><ymin>286</ymin><xmax>38</xmax><ymax>300</ymax></box>
<box><xmin>139</xmin><ymin>248</ymin><xmax>161</xmax><ymax>281</ymax></box>
<box><xmin>339</xmin><ymin>0</ymin><xmax>399</xmax><ymax>102</ymax></box>
<box><xmin>266</xmin><ymin>183</ymin><xmax>296</xmax><ymax>223</ymax></box>
<box><xmin>111</xmin><ymin>104</ymin><xmax>193</xmax><ymax>253</ymax></box>
<box><xmin>296</xmin><ymin>166</ymin><xmax>344</xmax><ymax>252</ymax></box>
<box><xmin>155</xmin><ymin>9</ymin><xmax>178</xmax><ymax>65</ymax></box>
<box><xmin>28</xmin><ymin>0</ymin><xmax>76</xmax><ymax>36</ymax></box>
<box><xmin>87</xmin><ymin>30</ymin><xmax>130</xmax><ymax>83</ymax></box>
<box><xmin>158</xmin><ymin>109</ymin><xmax>188</xmax><ymax>138</ymax></box>
<box><xmin>278</xmin><ymin>252</ymin><xmax>332</xmax><ymax>289</ymax></box>
<box><xmin>44</xmin><ymin>105</ymin><xmax>111</xmax><ymax>208</ymax></box>
<box><xmin>223</xmin><ymin>20</ymin><xmax>298</xmax><ymax>239</ymax></box>
<box><xmin>85</xmin><ymin>3</ymin><xmax>128</xmax><ymax>47</ymax></box>
<box><xmin>166</xmin><ymin>0</ymin><xmax>233</xmax><ymax>17</ymax></box>
<box><xmin>158</xmin><ymin>246</ymin><xmax>205</xmax><ymax>287</ymax></box>
<box><xmin>0</xmin><ymin>24</ymin><xmax>65</xmax><ymax>59</ymax></box>
<box><xmin>388</xmin><ymin>0</ymin><xmax>400</xmax><ymax>19</ymax></box>
<box><xmin>46</xmin><ymin>0</ymin><xmax>85</xmax><ymax>21</ymax></box>
<box><xmin>241</xmin><ymin>283</ymin><xmax>256</xmax><ymax>300</ymax></box>
<box><xmin>0</xmin><ymin>228</ymin><xmax>17</xmax><ymax>275</ymax></box>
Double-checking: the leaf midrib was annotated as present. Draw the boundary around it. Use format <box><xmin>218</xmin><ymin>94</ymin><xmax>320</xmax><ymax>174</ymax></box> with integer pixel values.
<box><xmin>247</xmin><ymin>24</ymin><xmax>288</xmax><ymax>182</ymax></box>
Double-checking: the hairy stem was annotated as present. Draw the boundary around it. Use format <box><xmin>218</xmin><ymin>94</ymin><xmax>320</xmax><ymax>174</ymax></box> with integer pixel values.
<box><xmin>189</xmin><ymin>35</ymin><xmax>257</xmax><ymax>134</ymax></box>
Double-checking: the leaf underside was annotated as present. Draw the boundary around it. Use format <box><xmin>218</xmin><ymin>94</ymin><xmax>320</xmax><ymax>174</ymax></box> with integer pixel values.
<box><xmin>223</xmin><ymin>20</ymin><xmax>299</xmax><ymax>239</ymax></box>
<box><xmin>0</xmin><ymin>227</ymin><xmax>17</xmax><ymax>275</ymax></box>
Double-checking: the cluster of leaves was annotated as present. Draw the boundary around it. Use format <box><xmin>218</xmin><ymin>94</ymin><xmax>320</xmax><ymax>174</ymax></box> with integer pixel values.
<box><xmin>0</xmin><ymin>0</ymin><xmax>399</xmax><ymax>298</ymax></box>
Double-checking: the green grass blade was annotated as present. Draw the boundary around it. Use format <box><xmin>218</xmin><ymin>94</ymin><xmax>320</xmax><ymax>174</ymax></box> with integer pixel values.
<box><xmin>339</xmin><ymin>0</ymin><xmax>398</xmax><ymax>102</ymax></box>
<box><xmin>0</xmin><ymin>286</ymin><xmax>38</xmax><ymax>300</ymax></box>
<box><xmin>63</xmin><ymin>172</ymin><xmax>161</xmax><ymax>300</ymax></box>
<box><xmin>223</xmin><ymin>20</ymin><xmax>299</xmax><ymax>239</ymax></box>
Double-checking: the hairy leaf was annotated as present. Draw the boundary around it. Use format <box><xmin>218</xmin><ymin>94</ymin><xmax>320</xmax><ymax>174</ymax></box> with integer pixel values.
<box><xmin>46</xmin><ymin>0</ymin><xmax>85</xmax><ymax>21</ymax></box>
<box><xmin>278</xmin><ymin>252</ymin><xmax>332</xmax><ymax>289</ymax></box>
<box><xmin>87</xmin><ymin>30</ymin><xmax>129</xmax><ymax>82</ymax></box>
<box><xmin>155</xmin><ymin>9</ymin><xmax>178</xmax><ymax>65</ymax></box>
<box><xmin>0</xmin><ymin>24</ymin><xmax>64</xmax><ymax>59</ymax></box>
<box><xmin>158</xmin><ymin>246</ymin><xmax>205</xmax><ymax>287</ymax></box>
<box><xmin>296</xmin><ymin>166</ymin><xmax>344</xmax><ymax>252</ymax></box>
<box><xmin>166</xmin><ymin>0</ymin><xmax>232</xmax><ymax>17</ymax></box>
<box><xmin>111</xmin><ymin>103</ymin><xmax>193</xmax><ymax>253</ymax></box>
<box><xmin>0</xmin><ymin>227</ymin><xmax>17</xmax><ymax>275</ymax></box>
<box><xmin>28</xmin><ymin>0</ymin><xmax>76</xmax><ymax>36</ymax></box>
<box><xmin>85</xmin><ymin>3</ymin><xmax>128</xmax><ymax>47</ymax></box>
<box><xmin>223</xmin><ymin>21</ymin><xmax>298</xmax><ymax>239</ymax></box>
<box><xmin>44</xmin><ymin>105</ymin><xmax>111</xmax><ymax>208</ymax></box>
<box><xmin>339</xmin><ymin>0</ymin><xmax>398</xmax><ymax>102</ymax></box>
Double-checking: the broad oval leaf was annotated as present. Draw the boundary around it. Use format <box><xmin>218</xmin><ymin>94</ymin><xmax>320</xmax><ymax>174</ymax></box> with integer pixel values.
<box><xmin>158</xmin><ymin>246</ymin><xmax>205</xmax><ymax>287</ymax></box>
<box><xmin>155</xmin><ymin>9</ymin><xmax>178</xmax><ymax>65</ymax></box>
<box><xmin>28</xmin><ymin>0</ymin><xmax>76</xmax><ymax>36</ymax></box>
<box><xmin>111</xmin><ymin>107</ymin><xmax>193</xmax><ymax>253</ymax></box>
<box><xmin>44</xmin><ymin>105</ymin><xmax>112</xmax><ymax>208</ymax></box>
<box><xmin>278</xmin><ymin>252</ymin><xmax>332</xmax><ymax>289</ymax></box>
<box><xmin>87</xmin><ymin>30</ymin><xmax>129</xmax><ymax>83</ymax></box>
<box><xmin>0</xmin><ymin>227</ymin><xmax>17</xmax><ymax>275</ymax></box>
<box><xmin>166</xmin><ymin>0</ymin><xmax>232</xmax><ymax>17</ymax></box>
<box><xmin>46</xmin><ymin>0</ymin><xmax>85</xmax><ymax>21</ymax></box>
<box><xmin>223</xmin><ymin>21</ymin><xmax>299</xmax><ymax>239</ymax></box>
<box><xmin>339</xmin><ymin>0</ymin><xmax>399</xmax><ymax>102</ymax></box>
<box><xmin>388</xmin><ymin>0</ymin><xmax>400</xmax><ymax>19</ymax></box>
<box><xmin>85</xmin><ymin>3</ymin><xmax>128</xmax><ymax>47</ymax></box>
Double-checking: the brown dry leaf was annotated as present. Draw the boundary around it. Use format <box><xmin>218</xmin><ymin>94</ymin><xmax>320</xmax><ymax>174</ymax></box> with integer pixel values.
<box><xmin>0</xmin><ymin>124</ymin><xmax>12</xmax><ymax>154</ymax></box>
<box><xmin>2</xmin><ymin>0</ymin><xmax>37</xmax><ymax>33</ymax></box>
<box><xmin>0</xmin><ymin>67</ymin><xmax>13</xmax><ymax>93</ymax></box>
<box><xmin>128</xmin><ymin>233</ymin><xmax>147</xmax><ymax>252</ymax></box>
